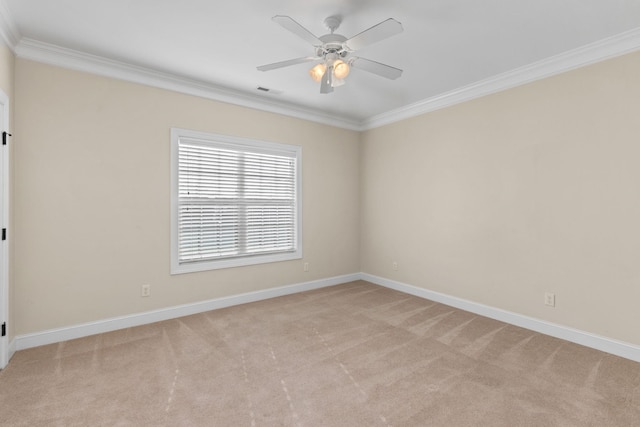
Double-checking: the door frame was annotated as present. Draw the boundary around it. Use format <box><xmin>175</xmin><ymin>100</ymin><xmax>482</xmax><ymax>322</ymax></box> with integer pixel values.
<box><xmin>0</xmin><ymin>89</ymin><xmax>10</xmax><ymax>369</ymax></box>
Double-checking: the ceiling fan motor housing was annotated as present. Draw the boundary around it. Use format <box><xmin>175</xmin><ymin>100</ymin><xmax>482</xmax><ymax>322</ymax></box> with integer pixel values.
<box><xmin>317</xmin><ymin>34</ymin><xmax>349</xmax><ymax>60</ymax></box>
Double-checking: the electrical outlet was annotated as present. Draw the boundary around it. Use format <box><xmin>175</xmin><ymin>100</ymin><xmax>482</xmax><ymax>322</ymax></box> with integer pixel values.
<box><xmin>141</xmin><ymin>284</ymin><xmax>151</xmax><ymax>297</ymax></box>
<box><xmin>303</xmin><ymin>262</ymin><xmax>309</xmax><ymax>272</ymax></box>
<box><xmin>392</xmin><ymin>261</ymin><xmax>398</xmax><ymax>271</ymax></box>
<box><xmin>544</xmin><ymin>292</ymin><xmax>555</xmax><ymax>307</ymax></box>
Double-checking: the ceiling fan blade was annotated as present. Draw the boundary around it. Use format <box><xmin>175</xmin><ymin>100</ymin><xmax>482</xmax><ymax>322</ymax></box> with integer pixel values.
<box><xmin>345</xmin><ymin>18</ymin><xmax>403</xmax><ymax>51</ymax></box>
<box><xmin>350</xmin><ymin>57</ymin><xmax>403</xmax><ymax>80</ymax></box>
<box><xmin>257</xmin><ymin>56</ymin><xmax>317</xmax><ymax>72</ymax></box>
<box><xmin>272</xmin><ymin>15</ymin><xmax>323</xmax><ymax>46</ymax></box>
<box><xmin>320</xmin><ymin>67</ymin><xmax>334</xmax><ymax>94</ymax></box>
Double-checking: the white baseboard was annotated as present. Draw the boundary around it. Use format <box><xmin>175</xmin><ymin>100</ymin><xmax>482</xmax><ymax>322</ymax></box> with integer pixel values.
<box><xmin>15</xmin><ymin>273</ymin><xmax>360</xmax><ymax>351</ymax></box>
<box><xmin>8</xmin><ymin>337</ymin><xmax>15</xmax><ymax>360</ymax></box>
<box><xmin>362</xmin><ymin>273</ymin><xmax>640</xmax><ymax>363</ymax></box>
<box><xmin>13</xmin><ymin>272</ymin><xmax>640</xmax><ymax>363</ymax></box>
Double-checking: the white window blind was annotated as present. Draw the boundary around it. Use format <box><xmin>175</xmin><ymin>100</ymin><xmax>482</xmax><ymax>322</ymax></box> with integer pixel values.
<box><xmin>171</xmin><ymin>129</ymin><xmax>302</xmax><ymax>274</ymax></box>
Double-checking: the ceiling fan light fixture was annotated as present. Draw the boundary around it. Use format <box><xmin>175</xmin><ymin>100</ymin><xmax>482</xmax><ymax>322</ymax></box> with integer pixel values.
<box><xmin>333</xmin><ymin>60</ymin><xmax>350</xmax><ymax>79</ymax></box>
<box><xmin>309</xmin><ymin>63</ymin><xmax>327</xmax><ymax>82</ymax></box>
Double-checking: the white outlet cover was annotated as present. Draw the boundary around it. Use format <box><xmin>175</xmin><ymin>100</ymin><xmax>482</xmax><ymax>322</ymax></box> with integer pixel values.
<box><xmin>544</xmin><ymin>292</ymin><xmax>555</xmax><ymax>307</ymax></box>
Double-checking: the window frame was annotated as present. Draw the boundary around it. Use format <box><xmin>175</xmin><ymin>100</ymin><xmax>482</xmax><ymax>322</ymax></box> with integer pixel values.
<box><xmin>170</xmin><ymin>128</ymin><xmax>302</xmax><ymax>274</ymax></box>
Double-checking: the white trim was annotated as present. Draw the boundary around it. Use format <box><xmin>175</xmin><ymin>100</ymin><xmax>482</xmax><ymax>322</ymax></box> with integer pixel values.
<box><xmin>14</xmin><ymin>273</ymin><xmax>360</xmax><ymax>351</ymax></box>
<box><xmin>0</xmin><ymin>90</ymin><xmax>9</xmax><ymax>369</ymax></box>
<box><xmin>361</xmin><ymin>273</ymin><xmax>640</xmax><ymax>363</ymax></box>
<box><xmin>360</xmin><ymin>27</ymin><xmax>640</xmax><ymax>130</ymax></box>
<box><xmin>11</xmin><ymin>272</ymin><xmax>640</xmax><ymax>363</ymax></box>
<box><xmin>8</xmin><ymin>337</ymin><xmax>15</xmax><ymax>360</ymax></box>
<box><xmin>14</xmin><ymin>38</ymin><xmax>362</xmax><ymax>131</ymax></box>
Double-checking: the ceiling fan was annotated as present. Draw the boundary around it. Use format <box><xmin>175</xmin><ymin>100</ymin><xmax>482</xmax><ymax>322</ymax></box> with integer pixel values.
<box><xmin>257</xmin><ymin>15</ymin><xmax>404</xmax><ymax>94</ymax></box>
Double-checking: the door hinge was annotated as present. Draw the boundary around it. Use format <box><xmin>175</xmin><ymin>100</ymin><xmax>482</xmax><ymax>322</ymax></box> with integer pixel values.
<box><xmin>1</xmin><ymin>228</ymin><xmax>5</xmax><ymax>241</ymax></box>
<box><xmin>1</xmin><ymin>322</ymin><xmax>5</xmax><ymax>337</ymax></box>
<box><xmin>2</xmin><ymin>131</ymin><xmax>10</xmax><ymax>146</ymax></box>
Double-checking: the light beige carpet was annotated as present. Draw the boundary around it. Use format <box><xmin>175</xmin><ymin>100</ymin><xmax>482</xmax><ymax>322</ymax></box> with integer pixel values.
<box><xmin>1</xmin><ymin>281</ymin><xmax>639</xmax><ymax>426</ymax></box>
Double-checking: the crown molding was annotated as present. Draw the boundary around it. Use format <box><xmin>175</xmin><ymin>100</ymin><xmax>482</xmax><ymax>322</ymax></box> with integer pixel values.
<box><xmin>361</xmin><ymin>27</ymin><xmax>640</xmax><ymax>130</ymax></box>
<box><xmin>0</xmin><ymin>1</ymin><xmax>20</xmax><ymax>49</ymax></box>
<box><xmin>14</xmin><ymin>38</ymin><xmax>362</xmax><ymax>131</ymax></box>
<box><xmin>10</xmin><ymin>26</ymin><xmax>640</xmax><ymax>132</ymax></box>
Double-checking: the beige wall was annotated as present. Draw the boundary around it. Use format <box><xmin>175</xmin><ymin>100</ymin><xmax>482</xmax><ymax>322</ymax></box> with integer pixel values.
<box><xmin>12</xmin><ymin>48</ymin><xmax>640</xmax><ymax>348</ymax></box>
<box><xmin>361</xmin><ymin>51</ymin><xmax>640</xmax><ymax>345</ymax></box>
<box><xmin>14</xmin><ymin>59</ymin><xmax>360</xmax><ymax>335</ymax></box>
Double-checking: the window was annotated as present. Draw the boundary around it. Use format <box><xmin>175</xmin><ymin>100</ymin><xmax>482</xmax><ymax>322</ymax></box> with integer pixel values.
<box><xmin>171</xmin><ymin>128</ymin><xmax>302</xmax><ymax>274</ymax></box>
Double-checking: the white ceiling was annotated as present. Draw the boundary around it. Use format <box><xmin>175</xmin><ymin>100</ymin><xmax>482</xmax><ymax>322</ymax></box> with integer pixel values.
<box><xmin>3</xmin><ymin>1</ymin><xmax>640</xmax><ymax>129</ymax></box>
